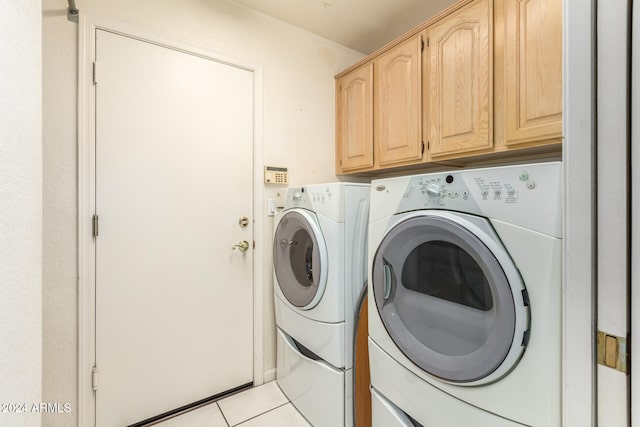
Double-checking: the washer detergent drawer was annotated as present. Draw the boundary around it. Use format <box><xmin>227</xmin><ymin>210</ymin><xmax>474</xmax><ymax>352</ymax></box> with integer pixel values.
<box><xmin>277</xmin><ymin>328</ymin><xmax>344</xmax><ymax>427</ymax></box>
<box><xmin>371</xmin><ymin>388</ymin><xmax>416</xmax><ymax>427</ymax></box>
<box><xmin>368</xmin><ymin>338</ymin><xmax>525</xmax><ymax>427</ymax></box>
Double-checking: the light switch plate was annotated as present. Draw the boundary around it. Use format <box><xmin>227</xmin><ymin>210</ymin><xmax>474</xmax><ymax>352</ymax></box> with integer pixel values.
<box><xmin>267</xmin><ymin>198</ymin><xmax>276</xmax><ymax>216</ymax></box>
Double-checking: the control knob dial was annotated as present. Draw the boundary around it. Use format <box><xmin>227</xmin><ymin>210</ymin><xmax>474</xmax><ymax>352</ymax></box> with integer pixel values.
<box><xmin>426</xmin><ymin>184</ymin><xmax>441</xmax><ymax>199</ymax></box>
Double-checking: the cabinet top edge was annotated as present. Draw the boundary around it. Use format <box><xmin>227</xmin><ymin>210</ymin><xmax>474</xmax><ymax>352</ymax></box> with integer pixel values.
<box><xmin>334</xmin><ymin>0</ymin><xmax>476</xmax><ymax>79</ymax></box>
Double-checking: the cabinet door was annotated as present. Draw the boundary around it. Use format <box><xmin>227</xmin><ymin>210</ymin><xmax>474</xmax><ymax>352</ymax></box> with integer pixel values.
<box><xmin>427</xmin><ymin>0</ymin><xmax>492</xmax><ymax>156</ymax></box>
<box><xmin>336</xmin><ymin>63</ymin><xmax>374</xmax><ymax>173</ymax></box>
<box><xmin>504</xmin><ymin>0</ymin><xmax>562</xmax><ymax>145</ymax></box>
<box><xmin>375</xmin><ymin>34</ymin><xmax>424</xmax><ymax>167</ymax></box>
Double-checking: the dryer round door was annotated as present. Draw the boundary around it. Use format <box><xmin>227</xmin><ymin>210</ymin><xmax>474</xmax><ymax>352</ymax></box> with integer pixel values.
<box><xmin>372</xmin><ymin>211</ymin><xmax>530</xmax><ymax>386</ymax></box>
<box><xmin>273</xmin><ymin>209</ymin><xmax>328</xmax><ymax>310</ymax></box>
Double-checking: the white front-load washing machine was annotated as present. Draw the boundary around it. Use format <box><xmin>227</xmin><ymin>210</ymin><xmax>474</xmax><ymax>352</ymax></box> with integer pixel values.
<box><xmin>368</xmin><ymin>162</ymin><xmax>562</xmax><ymax>427</ymax></box>
<box><xmin>273</xmin><ymin>182</ymin><xmax>369</xmax><ymax>427</ymax></box>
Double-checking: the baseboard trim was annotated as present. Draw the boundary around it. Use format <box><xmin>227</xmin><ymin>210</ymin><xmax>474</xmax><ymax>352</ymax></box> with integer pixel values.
<box><xmin>264</xmin><ymin>368</ymin><xmax>277</xmax><ymax>383</ymax></box>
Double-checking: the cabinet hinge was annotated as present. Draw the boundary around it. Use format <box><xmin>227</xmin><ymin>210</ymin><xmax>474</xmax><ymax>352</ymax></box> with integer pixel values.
<box><xmin>92</xmin><ymin>62</ymin><xmax>98</xmax><ymax>85</ymax></box>
<box><xmin>92</xmin><ymin>366</ymin><xmax>99</xmax><ymax>391</ymax></box>
<box><xmin>597</xmin><ymin>331</ymin><xmax>628</xmax><ymax>374</ymax></box>
<box><xmin>92</xmin><ymin>215</ymin><xmax>99</xmax><ymax>238</ymax></box>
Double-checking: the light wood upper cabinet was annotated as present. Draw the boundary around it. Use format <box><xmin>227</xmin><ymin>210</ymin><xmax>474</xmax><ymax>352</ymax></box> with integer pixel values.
<box><xmin>334</xmin><ymin>0</ymin><xmax>563</xmax><ymax>175</ymax></box>
<box><xmin>427</xmin><ymin>0</ymin><xmax>492</xmax><ymax>157</ymax></box>
<box><xmin>503</xmin><ymin>0</ymin><xmax>562</xmax><ymax>145</ymax></box>
<box><xmin>336</xmin><ymin>63</ymin><xmax>374</xmax><ymax>173</ymax></box>
<box><xmin>374</xmin><ymin>34</ymin><xmax>424</xmax><ymax>167</ymax></box>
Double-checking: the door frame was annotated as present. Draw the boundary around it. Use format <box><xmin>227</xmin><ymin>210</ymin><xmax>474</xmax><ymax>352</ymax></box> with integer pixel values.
<box><xmin>77</xmin><ymin>13</ymin><xmax>265</xmax><ymax>427</ymax></box>
<box><xmin>562</xmin><ymin>0</ymin><xmax>597</xmax><ymax>425</ymax></box>
<box><xmin>632</xmin><ymin>0</ymin><xmax>639</xmax><ymax>421</ymax></box>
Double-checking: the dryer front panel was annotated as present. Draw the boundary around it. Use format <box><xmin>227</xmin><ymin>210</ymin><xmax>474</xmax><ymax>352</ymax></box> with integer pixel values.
<box><xmin>274</xmin><ymin>209</ymin><xmax>328</xmax><ymax>309</ymax></box>
<box><xmin>372</xmin><ymin>212</ymin><xmax>529</xmax><ymax>385</ymax></box>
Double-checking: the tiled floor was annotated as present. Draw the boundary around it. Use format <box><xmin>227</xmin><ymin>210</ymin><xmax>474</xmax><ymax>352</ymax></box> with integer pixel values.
<box><xmin>152</xmin><ymin>381</ymin><xmax>311</xmax><ymax>427</ymax></box>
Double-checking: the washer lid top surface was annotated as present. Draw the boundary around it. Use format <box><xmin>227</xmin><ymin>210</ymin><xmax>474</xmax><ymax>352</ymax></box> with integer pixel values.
<box><xmin>273</xmin><ymin>209</ymin><xmax>328</xmax><ymax>309</ymax></box>
<box><xmin>372</xmin><ymin>211</ymin><xmax>529</xmax><ymax>385</ymax></box>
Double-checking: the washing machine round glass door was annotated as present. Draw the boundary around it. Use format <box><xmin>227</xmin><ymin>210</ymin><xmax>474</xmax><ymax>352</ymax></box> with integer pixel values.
<box><xmin>273</xmin><ymin>209</ymin><xmax>328</xmax><ymax>309</ymax></box>
<box><xmin>372</xmin><ymin>212</ymin><xmax>529</xmax><ymax>385</ymax></box>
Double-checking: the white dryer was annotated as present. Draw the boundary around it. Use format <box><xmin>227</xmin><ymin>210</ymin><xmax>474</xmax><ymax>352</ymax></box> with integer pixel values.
<box><xmin>273</xmin><ymin>182</ymin><xmax>369</xmax><ymax>427</ymax></box>
<box><xmin>367</xmin><ymin>162</ymin><xmax>562</xmax><ymax>427</ymax></box>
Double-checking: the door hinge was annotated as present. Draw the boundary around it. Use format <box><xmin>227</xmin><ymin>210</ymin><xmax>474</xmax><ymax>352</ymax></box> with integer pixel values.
<box><xmin>92</xmin><ymin>366</ymin><xmax>99</xmax><ymax>391</ymax></box>
<box><xmin>67</xmin><ymin>0</ymin><xmax>79</xmax><ymax>23</ymax></box>
<box><xmin>92</xmin><ymin>62</ymin><xmax>98</xmax><ymax>85</ymax></box>
<box><xmin>597</xmin><ymin>330</ymin><xmax>628</xmax><ymax>374</ymax></box>
<box><xmin>92</xmin><ymin>215</ymin><xmax>99</xmax><ymax>238</ymax></box>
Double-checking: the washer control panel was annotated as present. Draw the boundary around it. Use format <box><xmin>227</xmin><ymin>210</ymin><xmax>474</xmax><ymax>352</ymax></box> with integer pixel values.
<box><xmin>282</xmin><ymin>183</ymin><xmax>352</xmax><ymax>220</ymax></box>
<box><xmin>372</xmin><ymin>162</ymin><xmax>562</xmax><ymax>237</ymax></box>
<box><xmin>398</xmin><ymin>167</ymin><xmax>542</xmax><ymax>212</ymax></box>
<box><xmin>414</xmin><ymin>175</ymin><xmax>471</xmax><ymax>201</ymax></box>
<box><xmin>309</xmin><ymin>187</ymin><xmax>334</xmax><ymax>203</ymax></box>
<box><xmin>285</xmin><ymin>186</ymin><xmax>335</xmax><ymax>206</ymax></box>
<box><xmin>285</xmin><ymin>186</ymin><xmax>313</xmax><ymax>210</ymax></box>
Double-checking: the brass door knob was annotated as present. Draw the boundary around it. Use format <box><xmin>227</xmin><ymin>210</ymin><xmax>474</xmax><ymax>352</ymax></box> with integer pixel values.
<box><xmin>232</xmin><ymin>240</ymin><xmax>250</xmax><ymax>252</ymax></box>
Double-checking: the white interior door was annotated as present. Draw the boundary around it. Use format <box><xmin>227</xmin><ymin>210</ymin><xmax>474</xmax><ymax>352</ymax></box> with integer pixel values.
<box><xmin>94</xmin><ymin>29</ymin><xmax>254</xmax><ymax>426</ymax></box>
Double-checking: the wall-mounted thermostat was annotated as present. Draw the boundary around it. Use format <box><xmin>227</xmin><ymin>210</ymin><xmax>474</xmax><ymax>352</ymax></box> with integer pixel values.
<box><xmin>264</xmin><ymin>166</ymin><xmax>288</xmax><ymax>184</ymax></box>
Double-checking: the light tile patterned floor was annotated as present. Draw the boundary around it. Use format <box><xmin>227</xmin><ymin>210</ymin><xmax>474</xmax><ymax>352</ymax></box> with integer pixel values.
<box><xmin>153</xmin><ymin>381</ymin><xmax>311</xmax><ymax>427</ymax></box>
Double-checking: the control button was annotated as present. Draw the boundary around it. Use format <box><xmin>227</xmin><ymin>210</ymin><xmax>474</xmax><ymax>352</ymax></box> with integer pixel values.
<box><xmin>519</xmin><ymin>171</ymin><xmax>529</xmax><ymax>182</ymax></box>
<box><xmin>494</xmin><ymin>189</ymin><xmax>502</xmax><ymax>196</ymax></box>
<box><xmin>481</xmin><ymin>189</ymin><xmax>489</xmax><ymax>197</ymax></box>
<box><xmin>293</xmin><ymin>192</ymin><xmax>301</xmax><ymax>201</ymax></box>
<box><xmin>507</xmin><ymin>189</ymin><xmax>516</xmax><ymax>196</ymax></box>
<box><xmin>462</xmin><ymin>191</ymin><xmax>469</xmax><ymax>198</ymax></box>
<box><xmin>446</xmin><ymin>175</ymin><xmax>454</xmax><ymax>184</ymax></box>
<box><xmin>526</xmin><ymin>181</ymin><xmax>536</xmax><ymax>190</ymax></box>
<box><xmin>453</xmin><ymin>191</ymin><xmax>459</xmax><ymax>198</ymax></box>
<box><xmin>426</xmin><ymin>184</ymin><xmax>440</xmax><ymax>199</ymax></box>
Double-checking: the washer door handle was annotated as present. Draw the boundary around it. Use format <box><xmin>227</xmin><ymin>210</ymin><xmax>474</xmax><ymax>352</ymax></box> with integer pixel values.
<box><xmin>280</xmin><ymin>239</ymin><xmax>298</xmax><ymax>247</ymax></box>
<box><xmin>383</xmin><ymin>263</ymin><xmax>393</xmax><ymax>300</ymax></box>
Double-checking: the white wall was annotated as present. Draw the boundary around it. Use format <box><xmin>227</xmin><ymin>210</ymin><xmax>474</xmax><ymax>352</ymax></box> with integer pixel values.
<box><xmin>42</xmin><ymin>0</ymin><xmax>364</xmax><ymax>425</ymax></box>
<box><xmin>42</xmin><ymin>3</ymin><xmax>79</xmax><ymax>426</ymax></box>
<box><xmin>0</xmin><ymin>1</ymin><xmax>43</xmax><ymax>426</ymax></box>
